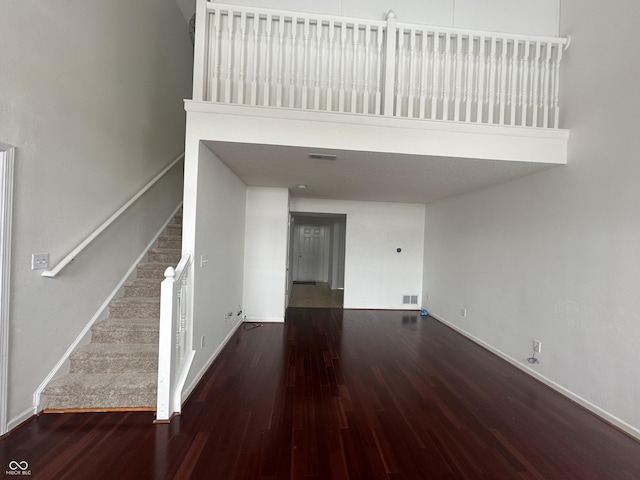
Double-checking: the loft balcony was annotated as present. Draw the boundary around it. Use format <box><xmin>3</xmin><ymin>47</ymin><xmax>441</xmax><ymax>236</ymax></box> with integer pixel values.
<box><xmin>186</xmin><ymin>2</ymin><xmax>570</xmax><ymax>179</ymax></box>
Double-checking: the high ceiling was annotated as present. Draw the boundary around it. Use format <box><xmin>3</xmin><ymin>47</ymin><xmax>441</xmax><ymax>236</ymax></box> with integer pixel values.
<box><xmin>205</xmin><ymin>141</ymin><xmax>558</xmax><ymax>204</ymax></box>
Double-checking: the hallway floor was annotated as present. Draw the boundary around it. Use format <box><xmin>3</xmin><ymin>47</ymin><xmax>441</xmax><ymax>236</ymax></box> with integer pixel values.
<box><xmin>288</xmin><ymin>282</ymin><xmax>343</xmax><ymax>308</ymax></box>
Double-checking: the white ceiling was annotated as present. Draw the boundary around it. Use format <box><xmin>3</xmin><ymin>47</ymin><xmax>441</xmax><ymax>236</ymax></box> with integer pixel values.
<box><xmin>205</xmin><ymin>141</ymin><xmax>558</xmax><ymax>204</ymax></box>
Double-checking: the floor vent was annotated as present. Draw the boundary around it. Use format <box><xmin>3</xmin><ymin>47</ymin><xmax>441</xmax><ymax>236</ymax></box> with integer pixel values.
<box><xmin>402</xmin><ymin>295</ymin><xmax>419</xmax><ymax>305</ymax></box>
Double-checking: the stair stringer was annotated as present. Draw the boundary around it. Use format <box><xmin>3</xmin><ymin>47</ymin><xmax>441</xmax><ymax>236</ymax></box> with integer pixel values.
<box><xmin>32</xmin><ymin>203</ymin><xmax>183</xmax><ymax>413</ymax></box>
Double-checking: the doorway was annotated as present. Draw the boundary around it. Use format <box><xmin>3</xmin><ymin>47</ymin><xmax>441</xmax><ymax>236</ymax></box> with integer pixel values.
<box><xmin>287</xmin><ymin>213</ymin><xmax>346</xmax><ymax>308</ymax></box>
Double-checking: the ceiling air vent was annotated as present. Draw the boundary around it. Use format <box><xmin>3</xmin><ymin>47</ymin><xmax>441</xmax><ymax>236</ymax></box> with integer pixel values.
<box><xmin>308</xmin><ymin>153</ymin><xmax>337</xmax><ymax>161</ymax></box>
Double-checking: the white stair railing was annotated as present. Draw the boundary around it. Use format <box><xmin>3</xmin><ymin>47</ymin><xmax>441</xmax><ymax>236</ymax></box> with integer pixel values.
<box><xmin>156</xmin><ymin>252</ymin><xmax>194</xmax><ymax>422</ymax></box>
<box><xmin>194</xmin><ymin>1</ymin><xmax>569</xmax><ymax>128</ymax></box>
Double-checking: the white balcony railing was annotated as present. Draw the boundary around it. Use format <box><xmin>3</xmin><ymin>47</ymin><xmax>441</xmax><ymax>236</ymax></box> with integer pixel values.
<box><xmin>193</xmin><ymin>2</ymin><xmax>569</xmax><ymax>128</ymax></box>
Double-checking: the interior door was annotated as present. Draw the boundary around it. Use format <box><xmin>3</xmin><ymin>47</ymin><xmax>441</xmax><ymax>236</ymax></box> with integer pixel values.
<box><xmin>296</xmin><ymin>225</ymin><xmax>325</xmax><ymax>282</ymax></box>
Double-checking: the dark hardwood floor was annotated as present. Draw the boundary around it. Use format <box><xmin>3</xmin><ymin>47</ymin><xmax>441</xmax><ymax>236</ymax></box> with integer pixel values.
<box><xmin>2</xmin><ymin>309</ymin><xmax>640</xmax><ymax>479</ymax></box>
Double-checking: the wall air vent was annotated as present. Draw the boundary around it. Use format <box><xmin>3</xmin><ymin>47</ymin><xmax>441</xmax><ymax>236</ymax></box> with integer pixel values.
<box><xmin>308</xmin><ymin>153</ymin><xmax>337</xmax><ymax>161</ymax></box>
<box><xmin>402</xmin><ymin>295</ymin><xmax>419</xmax><ymax>305</ymax></box>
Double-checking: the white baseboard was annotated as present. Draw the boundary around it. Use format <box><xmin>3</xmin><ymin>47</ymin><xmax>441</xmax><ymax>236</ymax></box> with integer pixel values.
<box><xmin>429</xmin><ymin>312</ymin><xmax>640</xmax><ymax>441</ymax></box>
<box><xmin>181</xmin><ymin>319</ymin><xmax>243</xmax><ymax>403</ymax></box>
<box><xmin>245</xmin><ymin>316</ymin><xmax>284</xmax><ymax>323</ymax></box>
<box><xmin>32</xmin><ymin>203</ymin><xmax>183</xmax><ymax>414</ymax></box>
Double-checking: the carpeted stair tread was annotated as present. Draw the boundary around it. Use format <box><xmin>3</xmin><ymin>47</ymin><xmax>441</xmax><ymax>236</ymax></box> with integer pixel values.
<box><xmin>136</xmin><ymin>262</ymin><xmax>172</xmax><ymax>280</ymax></box>
<box><xmin>44</xmin><ymin>373</ymin><xmax>157</xmax><ymax>410</ymax></box>
<box><xmin>109</xmin><ymin>296</ymin><xmax>161</xmax><ymax>319</ymax></box>
<box><xmin>70</xmin><ymin>343</ymin><xmax>157</xmax><ymax>374</ymax></box>
<box><xmin>148</xmin><ymin>248</ymin><xmax>182</xmax><ymax>264</ymax></box>
<box><xmin>165</xmin><ymin>224</ymin><xmax>182</xmax><ymax>236</ymax></box>
<box><xmin>124</xmin><ymin>279</ymin><xmax>162</xmax><ymax>298</ymax></box>
<box><xmin>157</xmin><ymin>235</ymin><xmax>182</xmax><ymax>249</ymax></box>
<box><xmin>91</xmin><ymin>318</ymin><xmax>159</xmax><ymax>344</ymax></box>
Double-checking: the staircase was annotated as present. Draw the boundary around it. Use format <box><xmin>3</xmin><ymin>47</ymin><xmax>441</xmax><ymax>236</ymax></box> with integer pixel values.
<box><xmin>42</xmin><ymin>211</ymin><xmax>182</xmax><ymax>411</ymax></box>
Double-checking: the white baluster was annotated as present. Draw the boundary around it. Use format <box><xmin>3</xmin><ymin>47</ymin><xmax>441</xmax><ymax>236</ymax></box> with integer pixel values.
<box><xmin>396</xmin><ymin>28</ymin><xmax>405</xmax><ymax>116</ymax></box>
<box><xmin>276</xmin><ymin>16</ymin><xmax>285</xmax><ymax>107</ymax></box>
<box><xmin>520</xmin><ymin>40</ymin><xmax>530</xmax><ymax>126</ymax></box>
<box><xmin>251</xmin><ymin>14</ymin><xmax>259</xmax><ymax>105</ymax></box>
<box><xmin>375</xmin><ymin>27</ymin><xmax>383</xmax><ymax>114</ymax></box>
<box><xmin>302</xmin><ymin>18</ymin><xmax>310</xmax><ymax>109</ymax></box>
<box><xmin>442</xmin><ymin>33</ymin><xmax>452</xmax><ymax>120</ymax></box>
<box><xmin>339</xmin><ymin>22</ymin><xmax>346</xmax><ymax>112</ymax></box>
<box><xmin>263</xmin><ymin>14</ymin><xmax>272</xmax><ymax>106</ymax></box>
<box><xmin>327</xmin><ymin>21</ymin><xmax>335</xmax><ymax>111</ymax></box>
<box><xmin>383</xmin><ymin>11</ymin><xmax>397</xmax><ymax>116</ymax></box>
<box><xmin>351</xmin><ymin>24</ymin><xmax>360</xmax><ymax>113</ymax></box>
<box><xmin>475</xmin><ymin>36</ymin><xmax>486</xmax><ymax>123</ymax></box>
<box><xmin>314</xmin><ymin>21</ymin><xmax>322</xmax><ymax>109</ymax></box>
<box><xmin>553</xmin><ymin>42</ymin><xmax>564</xmax><ymax>128</ymax></box>
<box><xmin>363</xmin><ymin>25</ymin><xmax>372</xmax><ymax>114</ymax></box>
<box><xmin>531</xmin><ymin>42</ymin><xmax>541</xmax><ymax>127</ymax></box>
<box><xmin>238</xmin><ymin>12</ymin><xmax>247</xmax><ymax>104</ymax></box>
<box><xmin>454</xmin><ymin>34</ymin><xmax>463</xmax><ymax>122</ymax></box>
<box><xmin>419</xmin><ymin>31</ymin><xmax>428</xmax><ymax>118</ymax></box>
<box><xmin>498</xmin><ymin>37</ymin><xmax>508</xmax><ymax>125</ymax></box>
<box><xmin>211</xmin><ymin>11</ymin><xmax>222</xmax><ymax>102</ymax></box>
<box><xmin>225</xmin><ymin>11</ymin><xmax>234</xmax><ymax>103</ymax></box>
<box><xmin>542</xmin><ymin>42</ymin><xmax>553</xmax><ymax>128</ymax></box>
<box><xmin>406</xmin><ymin>29</ymin><xmax>416</xmax><ymax>117</ymax></box>
<box><xmin>431</xmin><ymin>32</ymin><xmax>440</xmax><ymax>120</ymax></box>
<box><xmin>487</xmin><ymin>37</ymin><xmax>497</xmax><ymax>124</ymax></box>
<box><xmin>289</xmin><ymin>17</ymin><xmax>297</xmax><ymax>108</ymax></box>
<box><xmin>465</xmin><ymin>35</ymin><xmax>474</xmax><ymax>122</ymax></box>
<box><xmin>509</xmin><ymin>40</ymin><xmax>519</xmax><ymax>125</ymax></box>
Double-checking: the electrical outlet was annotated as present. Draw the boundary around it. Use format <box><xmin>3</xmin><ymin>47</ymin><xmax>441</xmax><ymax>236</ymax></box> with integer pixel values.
<box><xmin>533</xmin><ymin>340</ymin><xmax>542</xmax><ymax>353</ymax></box>
<box><xmin>200</xmin><ymin>255</ymin><xmax>209</xmax><ymax>268</ymax></box>
<box><xmin>31</xmin><ymin>253</ymin><xmax>49</xmax><ymax>270</ymax></box>
<box><xmin>460</xmin><ymin>307</ymin><xmax>467</xmax><ymax>318</ymax></box>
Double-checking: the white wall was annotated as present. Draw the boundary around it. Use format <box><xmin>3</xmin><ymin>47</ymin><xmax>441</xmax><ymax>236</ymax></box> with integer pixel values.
<box><xmin>0</xmin><ymin>1</ymin><xmax>192</xmax><ymax>427</ymax></box>
<box><xmin>183</xmin><ymin>143</ymin><xmax>247</xmax><ymax>391</ymax></box>
<box><xmin>243</xmin><ymin>187</ymin><xmax>290</xmax><ymax>322</ymax></box>
<box><xmin>291</xmin><ymin>198</ymin><xmax>424</xmax><ymax>309</ymax></box>
<box><xmin>215</xmin><ymin>0</ymin><xmax>559</xmax><ymax>36</ymax></box>
<box><xmin>423</xmin><ymin>0</ymin><xmax>640</xmax><ymax>438</ymax></box>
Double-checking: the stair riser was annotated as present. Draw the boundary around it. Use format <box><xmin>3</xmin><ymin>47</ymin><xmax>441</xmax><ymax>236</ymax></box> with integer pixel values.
<box><xmin>70</xmin><ymin>354</ymin><xmax>157</xmax><ymax>374</ymax></box>
<box><xmin>110</xmin><ymin>303</ymin><xmax>160</xmax><ymax>319</ymax></box>
<box><xmin>91</xmin><ymin>326</ymin><xmax>159</xmax><ymax>344</ymax></box>
<box><xmin>136</xmin><ymin>265</ymin><xmax>168</xmax><ymax>280</ymax></box>
<box><xmin>165</xmin><ymin>225</ymin><xmax>182</xmax><ymax>236</ymax></box>
<box><xmin>124</xmin><ymin>283</ymin><xmax>160</xmax><ymax>298</ymax></box>
<box><xmin>44</xmin><ymin>387</ymin><xmax>157</xmax><ymax>410</ymax></box>
<box><xmin>148</xmin><ymin>252</ymin><xmax>181</xmax><ymax>264</ymax></box>
<box><xmin>157</xmin><ymin>237</ymin><xmax>182</xmax><ymax>249</ymax></box>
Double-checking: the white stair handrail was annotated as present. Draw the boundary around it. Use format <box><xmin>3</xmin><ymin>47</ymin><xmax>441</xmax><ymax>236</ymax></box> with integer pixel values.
<box><xmin>41</xmin><ymin>152</ymin><xmax>185</xmax><ymax>278</ymax></box>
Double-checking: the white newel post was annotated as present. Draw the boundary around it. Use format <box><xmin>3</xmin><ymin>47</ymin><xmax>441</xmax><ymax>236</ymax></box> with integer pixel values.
<box><xmin>156</xmin><ymin>266</ymin><xmax>176</xmax><ymax>422</ymax></box>
<box><xmin>383</xmin><ymin>10</ymin><xmax>397</xmax><ymax>116</ymax></box>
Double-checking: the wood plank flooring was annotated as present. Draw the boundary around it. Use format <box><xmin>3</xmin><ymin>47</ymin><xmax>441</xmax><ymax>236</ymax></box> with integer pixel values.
<box><xmin>2</xmin><ymin>309</ymin><xmax>640</xmax><ymax>479</ymax></box>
